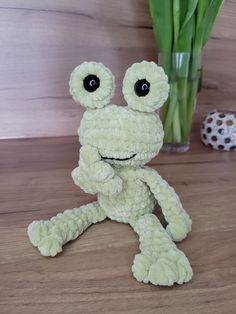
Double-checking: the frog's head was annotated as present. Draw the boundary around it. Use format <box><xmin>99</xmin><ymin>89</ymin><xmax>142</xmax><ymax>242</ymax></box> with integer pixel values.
<box><xmin>69</xmin><ymin>61</ymin><xmax>169</xmax><ymax>166</ymax></box>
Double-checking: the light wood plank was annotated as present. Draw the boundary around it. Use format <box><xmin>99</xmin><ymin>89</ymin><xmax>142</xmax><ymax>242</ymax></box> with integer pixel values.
<box><xmin>0</xmin><ymin>0</ymin><xmax>235</xmax><ymax>138</ymax></box>
<box><xmin>0</xmin><ymin>131</ymin><xmax>236</xmax><ymax>313</ymax></box>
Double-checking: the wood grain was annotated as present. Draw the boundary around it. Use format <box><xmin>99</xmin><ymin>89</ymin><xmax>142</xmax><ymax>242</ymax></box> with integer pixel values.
<box><xmin>0</xmin><ymin>123</ymin><xmax>236</xmax><ymax>313</ymax></box>
<box><xmin>0</xmin><ymin>0</ymin><xmax>235</xmax><ymax>139</ymax></box>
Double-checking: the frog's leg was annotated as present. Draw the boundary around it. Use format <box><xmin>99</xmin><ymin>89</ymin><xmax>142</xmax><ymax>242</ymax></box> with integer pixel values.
<box><xmin>130</xmin><ymin>213</ymin><xmax>193</xmax><ymax>286</ymax></box>
<box><xmin>28</xmin><ymin>201</ymin><xmax>106</xmax><ymax>256</ymax></box>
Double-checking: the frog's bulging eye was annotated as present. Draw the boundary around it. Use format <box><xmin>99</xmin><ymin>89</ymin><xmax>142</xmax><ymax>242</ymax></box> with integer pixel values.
<box><xmin>69</xmin><ymin>62</ymin><xmax>115</xmax><ymax>109</ymax></box>
<box><xmin>83</xmin><ymin>75</ymin><xmax>100</xmax><ymax>92</ymax></box>
<box><xmin>122</xmin><ymin>61</ymin><xmax>169</xmax><ymax>112</ymax></box>
<box><xmin>134</xmin><ymin>79</ymin><xmax>150</xmax><ymax>97</ymax></box>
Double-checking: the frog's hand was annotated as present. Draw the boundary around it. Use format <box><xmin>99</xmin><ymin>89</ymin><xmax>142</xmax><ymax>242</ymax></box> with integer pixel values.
<box><xmin>72</xmin><ymin>165</ymin><xmax>123</xmax><ymax>196</ymax></box>
<box><xmin>72</xmin><ymin>165</ymin><xmax>98</xmax><ymax>195</ymax></box>
<box><xmin>137</xmin><ymin>167</ymin><xmax>192</xmax><ymax>242</ymax></box>
<box><xmin>72</xmin><ymin>145</ymin><xmax>101</xmax><ymax>194</ymax></box>
<box><xmin>73</xmin><ymin>145</ymin><xmax>123</xmax><ymax>196</ymax></box>
<box><xmin>79</xmin><ymin>145</ymin><xmax>116</xmax><ymax>182</ymax></box>
<box><xmin>79</xmin><ymin>145</ymin><xmax>101</xmax><ymax>166</ymax></box>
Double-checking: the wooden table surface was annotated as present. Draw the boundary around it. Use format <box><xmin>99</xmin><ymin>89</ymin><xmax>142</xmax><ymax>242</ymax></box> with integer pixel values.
<box><xmin>0</xmin><ymin>132</ymin><xmax>236</xmax><ymax>314</ymax></box>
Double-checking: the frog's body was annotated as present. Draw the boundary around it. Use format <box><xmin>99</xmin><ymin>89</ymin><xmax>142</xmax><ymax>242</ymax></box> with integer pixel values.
<box><xmin>28</xmin><ymin>61</ymin><xmax>193</xmax><ymax>286</ymax></box>
<box><xmin>98</xmin><ymin>167</ymin><xmax>156</xmax><ymax>223</ymax></box>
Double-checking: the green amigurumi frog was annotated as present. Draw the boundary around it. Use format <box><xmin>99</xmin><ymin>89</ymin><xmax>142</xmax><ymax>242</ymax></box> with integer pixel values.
<box><xmin>28</xmin><ymin>61</ymin><xmax>193</xmax><ymax>286</ymax></box>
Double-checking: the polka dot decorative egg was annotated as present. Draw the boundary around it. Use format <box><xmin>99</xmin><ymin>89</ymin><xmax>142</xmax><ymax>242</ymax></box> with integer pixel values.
<box><xmin>201</xmin><ymin>111</ymin><xmax>236</xmax><ymax>151</ymax></box>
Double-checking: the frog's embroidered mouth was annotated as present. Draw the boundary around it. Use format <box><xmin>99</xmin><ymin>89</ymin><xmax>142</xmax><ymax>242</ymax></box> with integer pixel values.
<box><xmin>101</xmin><ymin>153</ymin><xmax>136</xmax><ymax>161</ymax></box>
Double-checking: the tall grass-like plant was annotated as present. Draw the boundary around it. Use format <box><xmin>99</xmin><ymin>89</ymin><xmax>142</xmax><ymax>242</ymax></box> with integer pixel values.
<box><xmin>149</xmin><ymin>0</ymin><xmax>224</xmax><ymax>151</ymax></box>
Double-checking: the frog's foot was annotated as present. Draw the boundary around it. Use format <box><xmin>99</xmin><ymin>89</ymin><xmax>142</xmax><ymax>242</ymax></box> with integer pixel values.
<box><xmin>28</xmin><ymin>220</ymin><xmax>63</xmax><ymax>256</ymax></box>
<box><xmin>132</xmin><ymin>248</ymin><xmax>193</xmax><ymax>286</ymax></box>
<box><xmin>28</xmin><ymin>220</ymin><xmax>51</xmax><ymax>247</ymax></box>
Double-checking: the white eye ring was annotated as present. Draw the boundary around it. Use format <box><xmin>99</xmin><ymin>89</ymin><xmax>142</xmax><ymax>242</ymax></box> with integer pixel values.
<box><xmin>69</xmin><ymin>62</ymin><xmax>115</xmax><ymax>109</ymax></box>
<box><xmin>122</xmin><ymin>61</ymin><xmax>169</xmax><ymax>112</ymax></box>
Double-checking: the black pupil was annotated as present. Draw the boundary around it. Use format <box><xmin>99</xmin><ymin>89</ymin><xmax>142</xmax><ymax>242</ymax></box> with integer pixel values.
<box><xmin>83</xmin><ymin>74</ymin><xmax>100</xmax><ymax>92</ymax></box>
<box><xmin>134</xmin><ymin>79</ymin><xmax>150</xmax><ymax>97</ymax></box>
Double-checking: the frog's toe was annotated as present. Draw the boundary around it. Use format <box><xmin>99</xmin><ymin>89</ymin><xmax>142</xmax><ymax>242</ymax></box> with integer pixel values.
<box><xmin>38</xmin><ymin>235</ymin><xmax>62</xmax><ymax>257</ymax></box>
<box><xmin>132</xmin><ymin>253</ymin><xmax>152</xmax><ymax>283</ymax></box>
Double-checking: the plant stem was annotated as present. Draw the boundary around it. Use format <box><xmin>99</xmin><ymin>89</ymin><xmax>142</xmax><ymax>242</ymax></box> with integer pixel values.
<box><xmin>177</xmin><ymin>77</ymin><xmax>189</xmax><ymax>141</ymax></box>
<box><xmin>173</xmin><ymin>102</ymin><xmax>181</xmax><ymax>143</ymax></box>
<box><xmin>163</xmin><ymin>82</ymin><xmax>178</xmax><ymax>142</ymax></box>
<box><xmin>187</xmin><ymin>79</ymin><xmax>198</xmax><ymax>132</ymax></box>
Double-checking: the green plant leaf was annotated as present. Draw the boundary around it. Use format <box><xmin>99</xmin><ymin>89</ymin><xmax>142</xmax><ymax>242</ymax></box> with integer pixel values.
<box><xmin>149</xmin><ymin>0</ymin><xmax>173</xmax><ymax>53</ymax></box>
<box><xmin>202</xmin><ymin>0</ymin><xmax>224</xmax><ymax>46</ymax></box>
<box><xmin>173</xmin><ymin>0</ymin><xmax>180</xmax><ymax>44</ymax></box>
<box><xmin>175</xmin><ymin>11</ymin><xmax>195</xmax><ymax>53</ymax></box>
<box><xmin>179</xmin><ymin>0</ymin><xmax>198</xmax><ymax>33</ymax></box>
<box><xmin>179</xmin><ymin>0</ymin><xmax>188</xmax><ymax>25</ymax></box>
<box><xmin>197</xmin><ymin>0</ymin><xmax>211</xmax><ymax>29</ymax></box>
<box><xmin>193</xmin><ymin>0</ymin><xmax>224</xmax><ymax>52</ymax></box>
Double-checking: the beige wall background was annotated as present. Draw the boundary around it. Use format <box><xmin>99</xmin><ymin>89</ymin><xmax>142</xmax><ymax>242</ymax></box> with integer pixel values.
<box><xmin>0</xmin><ymin>0</ymin><xmax>235</xmax><ymax>139</ymax></box>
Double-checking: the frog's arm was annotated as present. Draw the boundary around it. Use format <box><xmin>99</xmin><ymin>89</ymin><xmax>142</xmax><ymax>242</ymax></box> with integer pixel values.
<box><xmin>137</xmin><ymin>167</ymin><xmax>192</xmax><ymax>242</ymax></box>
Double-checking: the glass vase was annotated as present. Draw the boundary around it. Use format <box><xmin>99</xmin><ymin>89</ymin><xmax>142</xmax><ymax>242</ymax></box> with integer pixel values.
<box><xmin>159</xmin><ymin>53</ymin><xmax>202</xmax><ymax>153</ymax></box>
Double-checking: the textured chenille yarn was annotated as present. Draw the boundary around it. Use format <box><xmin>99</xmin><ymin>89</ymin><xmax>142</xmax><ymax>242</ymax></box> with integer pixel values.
<box><xmin>28</xmin><ymin>61</ymin><xmax>193</xmax><ymax>286</ymax></box>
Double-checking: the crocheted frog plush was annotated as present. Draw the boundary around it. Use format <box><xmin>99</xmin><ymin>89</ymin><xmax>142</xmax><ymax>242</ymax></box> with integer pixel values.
<box><xmin>28</xmin><ymin>61</ymin><xmax>193</xmax><ymax>286</ymax></box>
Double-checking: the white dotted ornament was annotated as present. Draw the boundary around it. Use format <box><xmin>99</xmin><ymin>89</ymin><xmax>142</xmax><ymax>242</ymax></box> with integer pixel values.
<box><xmin>201</xmin><ymin>111</ymin><xmax>236</xmax><ymax>151</ymax></box>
